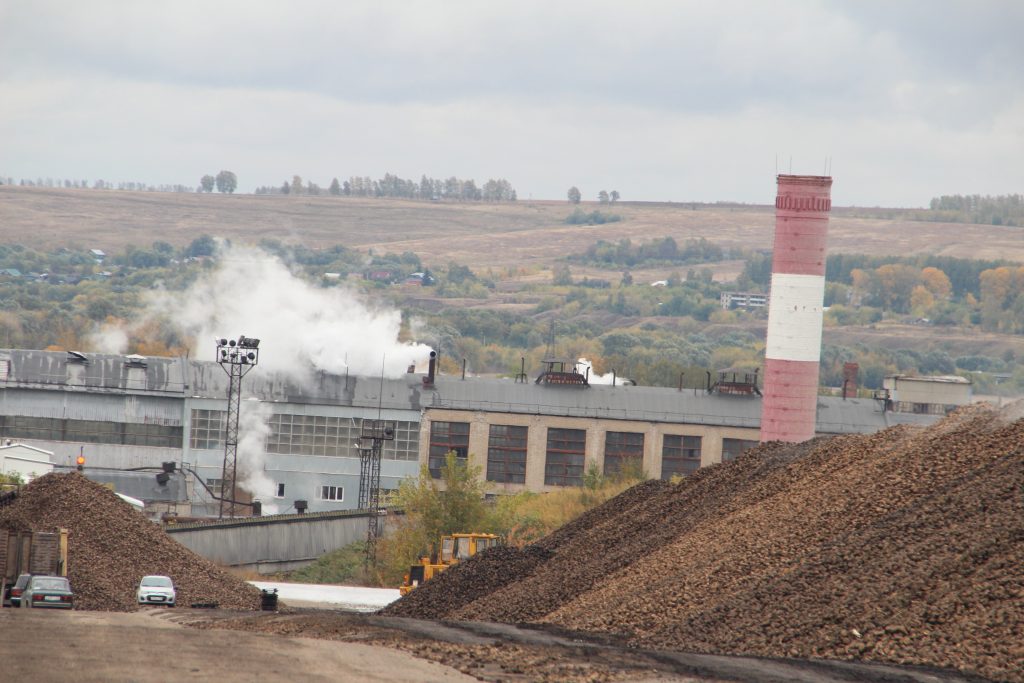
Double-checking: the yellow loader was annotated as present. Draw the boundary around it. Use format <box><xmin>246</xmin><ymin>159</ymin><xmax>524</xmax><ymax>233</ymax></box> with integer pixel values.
<box><xmin>399</xmin><ymin>533</ymin><xmax>499</xmax><ymax>596</ymax></box>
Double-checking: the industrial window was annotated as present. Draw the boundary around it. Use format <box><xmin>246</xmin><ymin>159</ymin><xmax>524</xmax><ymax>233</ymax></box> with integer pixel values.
<box><xmin>319</xmin><ymin>485</ymin><xmax>343</xmax><ymax>501</ymax></box>
<box><xmin>545</xmin><ymin>428</ymin><xmax>586</xmax><ymax>486</ymax></box>
<box><xmin>661</xmin><ymin>435</ymin><xmax>702</xmax><ymax>479</ymax></box>
<box><xmin>486</xmin><ymin>425</ymin><xmax>528</xmax><ymax>484</ymax></box>
<box><xmin>189</xmin><ymin>409</ymin><xmax>225</xmax><ymax>450</ymax></box>
<box><xmin>265</xmin><ymin>414</ymin><xmax>420</xmax><ymax>461</ymax></box>
<box><xmin>721</xmin><ymin>438</ymin><xmax>759</xmax><ymax>462</ymax></box>
<box><xmin>275</xmin><ymin>483</ymin><xmax>285</xmax><ymax>498</ymax></box>
<box><xmin>428</xmin><ymin>421</ymin><xmax>470</xmax><ymax>478</ymax></box>
<box><xmin>205</xmin><ymin>478</ymin><xmax>225</xmax><ymax>495</ymax></box>
<box><xmin>380</xmin><ymin>420</ymin><xmax>421</xmax><ymax>461</ymax></box>
<box><xmin>603</xmin><ymin>431</ymin><xmax>644</xmax><ymax>476</ymax></box>
<box><xmin>0</xmin><ymin>415</ymin><xmax>182</xmax><ymax>449</ymax></box>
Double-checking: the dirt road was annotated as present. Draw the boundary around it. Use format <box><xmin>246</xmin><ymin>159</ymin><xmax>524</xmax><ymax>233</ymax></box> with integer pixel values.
<box><xmin>1</xmin><ymin>606</ymin><xmax>989</xmax><ymax>683</ymax></box>
<box><xmin>0</xmin><ymin>609</ymin><xmax>476</xmax><ymax>683</ymax></box>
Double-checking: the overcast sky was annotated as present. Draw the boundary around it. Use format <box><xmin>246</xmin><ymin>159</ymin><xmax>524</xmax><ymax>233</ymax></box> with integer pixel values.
<box><xmin>2</xmin><ymin>1</ymin><xmax>1021</xmax><ymax>206</ymax></box>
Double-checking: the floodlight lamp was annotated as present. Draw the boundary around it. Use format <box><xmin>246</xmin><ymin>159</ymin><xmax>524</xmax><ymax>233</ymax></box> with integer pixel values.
<box><xmin>219</xmin><ymin>338</ymin><xmax>228</xmax><ymax>346</ymax></box>
<box><xmin>229</xmin><ymin>339</ymin><xmax>237</xmax><ymax>347</ymax></box>
<box><xmin>246</xmin><ymin>352</ymin><xmax>256</xmax><ymax>361</ymax></box>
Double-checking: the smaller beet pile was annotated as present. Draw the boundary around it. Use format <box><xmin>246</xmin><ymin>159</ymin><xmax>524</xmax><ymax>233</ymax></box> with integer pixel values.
<box><xmin>0</xmin><ymin>472</ymin><xmax>261</xmax><ymax>611</ymax></box>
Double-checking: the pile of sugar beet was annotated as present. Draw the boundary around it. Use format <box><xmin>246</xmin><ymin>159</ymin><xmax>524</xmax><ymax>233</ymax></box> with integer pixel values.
<box><xmin>383</xmin><ymin>402</ymin><xmax>1024</xmax><ymax>682</ymax></box>
<box><xmin>0</xmin><ymin>472</ymin><xmax>261</xmax><ymax>611</ymax></box>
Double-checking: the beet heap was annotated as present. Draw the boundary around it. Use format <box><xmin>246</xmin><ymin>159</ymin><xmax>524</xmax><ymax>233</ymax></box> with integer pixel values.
<box><xmin>0</xmin><ymin>472</ymin><xmax>260</xmax><ymax>611</ymax></box>
<box><xmin>382</xmin><ymin>403</ymin><xmax>1024</xmax><ymax>682</ymax></box>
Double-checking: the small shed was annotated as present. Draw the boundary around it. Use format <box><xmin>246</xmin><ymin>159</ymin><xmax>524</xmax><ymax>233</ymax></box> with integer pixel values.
<box><xmin>0</xmin><ymin>443</ymin><xmax>55</xmax><ymax>482</ymax></box>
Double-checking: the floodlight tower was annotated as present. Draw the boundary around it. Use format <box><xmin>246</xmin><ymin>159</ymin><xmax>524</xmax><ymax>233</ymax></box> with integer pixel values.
<box><xmin>216</xmin><ymin>335</ymin><xmax>260</xmax><ymax>518</ymax></box>
<box><xmin>358</xmin><ymin>419</ymin><xmax>395</xmax><ymax>567</ymax></box>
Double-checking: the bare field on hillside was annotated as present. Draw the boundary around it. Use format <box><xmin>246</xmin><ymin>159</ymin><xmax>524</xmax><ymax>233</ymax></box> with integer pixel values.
<box><xmin>2</xmin><ymin>187</ymin><xmax>1022</xmax><ymax>273</ymax></box>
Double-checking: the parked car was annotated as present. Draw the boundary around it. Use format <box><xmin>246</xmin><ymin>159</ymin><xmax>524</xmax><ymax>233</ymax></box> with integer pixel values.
<box><xmin>3</xmin><ymin>574</ymin><xmax>34</xmax><ymax>608</ymax></box>
<box><xmin>20</xmin><ymin>575</ymin><xmax>73</xmax><ymax>609</ymax></box>
<box><xmin>137</xmin><ymin>575</ymin><xmax>176</xmax><ymax>606</ymax></box>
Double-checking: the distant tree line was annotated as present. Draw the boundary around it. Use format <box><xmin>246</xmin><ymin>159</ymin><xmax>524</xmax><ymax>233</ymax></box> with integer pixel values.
<box><xmin>564</xmin><ymin>209</ymin><xmax>622</xmax><ymax>226</ymax></box>
<box><xmin>925</xmin><ymin>194</ymin><xmax>1023</xmax><ymax>226</ymax></box>
<box><xmin>570</xmin><ymin>237</ymin><xmax>723</xmax><ymax>267</ymax></box>
<box><xmin>844</xmin><ymin>194</ymin><xmax>1024</xmax><ymax>227</ymax></box>
<box><xmin>566</xmin><ymin>187</ymin><xmax>621</xmax><ymax>204</ymax></box>
<box><xmin>0</xmin><ymin>177</ymin><xmax>196</xmax><ymax>193</ymax></box>
<box><xmin>198</xmin><ymin>171</ymin><xmax>238</xmax><ymax>194</ymax></box>
<box><xmin>254</xmin><ymin>173</ymin><xmax>516</xmax><ymax>202</ymax></box>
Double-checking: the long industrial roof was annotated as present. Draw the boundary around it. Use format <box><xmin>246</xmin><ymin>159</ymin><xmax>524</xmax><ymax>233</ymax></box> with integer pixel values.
<box><xmin>0</xmin><ymin>349</ymin><xmax>938</xmax><ymax>434</ymax></box>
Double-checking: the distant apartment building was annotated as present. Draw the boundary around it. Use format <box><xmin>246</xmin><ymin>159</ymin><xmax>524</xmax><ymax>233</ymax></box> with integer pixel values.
<box><xmin>720</xmin><ymin>291</ymin><xmax>768</xmax><ymax>310</ymax></box>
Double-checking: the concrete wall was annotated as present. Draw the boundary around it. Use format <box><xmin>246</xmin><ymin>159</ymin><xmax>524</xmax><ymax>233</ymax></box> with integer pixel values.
<box><xmin>165</xmin><ymin>509</ymin><xmax>380</xmax><ymax>574</ymax></box>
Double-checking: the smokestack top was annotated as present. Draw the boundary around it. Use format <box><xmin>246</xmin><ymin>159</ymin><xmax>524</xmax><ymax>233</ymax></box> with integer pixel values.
<box><xmin>776</xmin><ymin>174</ymin><xmax>833</xmax><ymax>186</ymax></box>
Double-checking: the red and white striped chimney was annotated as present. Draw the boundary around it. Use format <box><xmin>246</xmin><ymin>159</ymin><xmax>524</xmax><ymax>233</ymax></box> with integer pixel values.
<box><xmin>760</xmin><ymin>174</ymin><xmax>833</xmax><ymax>443</ymax></box>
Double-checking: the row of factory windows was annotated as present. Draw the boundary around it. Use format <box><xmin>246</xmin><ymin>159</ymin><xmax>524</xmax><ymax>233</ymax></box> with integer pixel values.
<box><xmin>0</xmin><ymin>415</ymin><xmax>182</xmax><ymax>448</ymax></box>
<box><xmin>428</xmin><ymin>421</ymin><xmax>758</xmax><ymax>486</ymax></box>
<box><xmin>189</xmin><ymin>410</ymin><xmax>420</xmax><ymax>461</ymax></box>
<box><xmin>0</xmin><ymin>411</ymin><xmax>423</xmax><ymax>459</ymax></box>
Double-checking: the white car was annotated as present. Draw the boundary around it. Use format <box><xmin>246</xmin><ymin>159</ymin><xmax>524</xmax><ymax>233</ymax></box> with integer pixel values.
<box><xmin>137</xmin><ymin>575</ymin><xmax>176</xmax><ymax>606</ymax></box>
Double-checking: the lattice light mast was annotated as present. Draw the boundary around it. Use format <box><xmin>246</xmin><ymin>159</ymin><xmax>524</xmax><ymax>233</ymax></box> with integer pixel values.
<box><xmin>358</xmin><ymin>419</ymin><xmax>395</xmax><ymax>567</ymax></box>
<box><xmin>216</xmin><ymin>335</ymin><xmax>260</xmax><ymax>519</ymax></box>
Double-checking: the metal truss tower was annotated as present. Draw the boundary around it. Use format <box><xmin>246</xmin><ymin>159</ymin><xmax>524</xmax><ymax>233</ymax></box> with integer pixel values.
<box><xmin>216</xmin><ymin>335</ymin><xmax>260</xmax><ymax>519</ymax></box>
<box><xmin>358</xmin><ymin>419</ymin><xmax>395</xmax><ymax>567</ymax></box>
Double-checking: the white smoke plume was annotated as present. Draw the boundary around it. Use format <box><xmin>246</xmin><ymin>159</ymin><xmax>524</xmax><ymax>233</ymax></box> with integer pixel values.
<box><xmin>91</xmin><ymin>244</ymin><xmax>433</xmax><ymax>380</ymax></box>
<box><xmin>576</xmin><ymin>358</ymin><xmax>634</xmax><ymax>386</ymax></box>
<box><xmin>236</xmin><ymin>398</ymin><xmax>277</xmax><ymax>514</ymax></box>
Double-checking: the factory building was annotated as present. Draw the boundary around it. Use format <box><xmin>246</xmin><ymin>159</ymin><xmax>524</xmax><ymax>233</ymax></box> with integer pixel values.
<box><xmin>0</xmin><ymin>349</ymin><xmax>958</xmax><ymax>516</ymax></box>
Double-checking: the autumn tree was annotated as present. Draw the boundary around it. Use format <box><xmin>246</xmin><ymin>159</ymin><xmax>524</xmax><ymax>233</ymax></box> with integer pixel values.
<box><xmin>567</xmin><ymin>186</ymin><xmax>581</xmax><ymax>204</ymax></box>
<box><xmin>869</xmin><ymin>264</ymin><xmax>919</xmax><ymax>313</ymax></box>
<box><xmin>377</xmin><ymin>452</ymin><xmax>492</xmax><ymax>583</ymax></box>
<box><xmin>978</xmin><ymin>266</ymin><xmax>1024</xmax><ymax>332</ymax></box>
<box><xmin>920</xmin><ymin>266</ymin><xmax>952</xmax><ymax>299</ymax></box>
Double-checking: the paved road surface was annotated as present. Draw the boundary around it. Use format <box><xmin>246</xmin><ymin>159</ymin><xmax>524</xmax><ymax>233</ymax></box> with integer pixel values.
<box><xmin>249</xmin><ymin>581</ymin><xmax>399</xmax><ymax>612</ymax></box>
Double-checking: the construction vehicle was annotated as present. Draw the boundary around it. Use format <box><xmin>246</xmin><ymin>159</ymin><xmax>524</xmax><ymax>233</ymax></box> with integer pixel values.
<box><xmin>399</xmin><ymin>533</ymin><xmax>499</xmax><ymax>596</ymax></box>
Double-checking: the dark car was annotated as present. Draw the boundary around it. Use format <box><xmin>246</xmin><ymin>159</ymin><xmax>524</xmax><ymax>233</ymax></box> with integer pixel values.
<box><xmin>3</xmin><ymin>574</ymin><xmax>33</xmax><ymax>608</ymax></box>
<box><xmin>20</xmin><ymin>575</ymin><xmax>74</xmax><ymax>609</ymax></box>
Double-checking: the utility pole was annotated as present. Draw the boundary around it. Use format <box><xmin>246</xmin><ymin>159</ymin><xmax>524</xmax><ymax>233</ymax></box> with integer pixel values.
<box><xmin>216</xmin><ymin>335</ymin><xmax>260</xmax><ymax>519</ymax></box>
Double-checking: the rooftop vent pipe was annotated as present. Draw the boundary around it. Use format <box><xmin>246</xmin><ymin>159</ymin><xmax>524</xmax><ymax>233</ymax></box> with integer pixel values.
<box><xmin>423</xmin><ymin>351</ymin><xmax>437</xmax><ymax>387</ymax></box>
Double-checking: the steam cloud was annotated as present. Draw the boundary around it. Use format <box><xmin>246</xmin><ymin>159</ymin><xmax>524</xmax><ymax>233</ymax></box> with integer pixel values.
<box><xmin>576</xmin><ymin>358</ymin><xmax>633</xmax><ymax>386</ymax></box>
<box><xmin>236</xmin><ymin>398</ymin><xmax>278</xmax><ymax>514</ymax></box>
<box><xmin>91</xmin><ymin>244</ymin><xmax>433</xmax><ymax>380</ymax></box>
